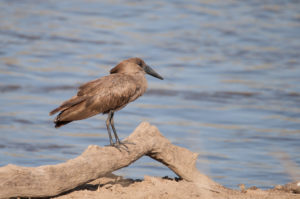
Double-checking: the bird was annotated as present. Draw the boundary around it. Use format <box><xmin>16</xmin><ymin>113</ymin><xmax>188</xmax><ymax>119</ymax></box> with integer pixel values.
<box><xmin>49</xmin><ymin>57</ymin><xmax>163</xmax><ymax>146</ymax></box>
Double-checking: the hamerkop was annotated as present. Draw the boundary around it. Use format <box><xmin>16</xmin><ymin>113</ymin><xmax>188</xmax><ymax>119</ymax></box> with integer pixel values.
<box><xmin>50</xmin><ymin>57</ymin><xmax>163</xmax><ymax>146</ymax></box>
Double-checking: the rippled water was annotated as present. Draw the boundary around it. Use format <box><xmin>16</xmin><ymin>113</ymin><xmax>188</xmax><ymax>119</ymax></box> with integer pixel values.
<box><xmin>0</xmin><ymin>0</ymin><xmax>300</xmax><ymax>189</ymax></box>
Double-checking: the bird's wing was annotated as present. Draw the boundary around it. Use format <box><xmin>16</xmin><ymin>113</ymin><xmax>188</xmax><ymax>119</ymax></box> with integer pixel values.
<box><xmin>53</xmin><ymin>74</ymin><xmax>140</xmax><ymax>122</ymax></box>
<box><xmin>77</xmin><ymin>77</ymin><xmax>106</xmax><ymax>96</ymax></box>
<box><xmin>49</xmin><ymin>95</ymin><xmax>86</xmax><ymax>115</ymax></box>
<box><xmin>50</xmin><ymin>76</ymin><xmax>111</xmax><ymax>115</ymax></box>
<box><xmin>81</xmin><ymin>74</ymin><xmax>139</xmax><ymax>113</ymax></box>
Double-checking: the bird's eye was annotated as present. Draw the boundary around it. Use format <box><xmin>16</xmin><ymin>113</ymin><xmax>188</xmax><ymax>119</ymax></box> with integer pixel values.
<box><xmin>139</xmin><ymin>61</ymin><xmax>144</xmax><ymax>67</ymax></box>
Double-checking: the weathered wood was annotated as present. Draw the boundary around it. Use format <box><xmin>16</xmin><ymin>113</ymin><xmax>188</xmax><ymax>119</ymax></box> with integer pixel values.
<box><xmin>0</xmin><ymin>122</ymin><xmax>219</xmax><ymax>198</ymax></box>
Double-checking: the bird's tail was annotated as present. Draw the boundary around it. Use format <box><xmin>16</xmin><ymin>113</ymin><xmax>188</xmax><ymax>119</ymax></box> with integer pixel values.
<box><xmin>54</xmin><ymin>113</ymin><xmax>71</xmax><ymax>128</ymax></box>
<box><xmin>49</xmin><ymin>107</ymin><xmax>62</xmax><ymax>116</ymax></box>
<box><xmin>54</xmin><ymin>120</ymin><xmax>71</xmax><ymax>128</ymax></box>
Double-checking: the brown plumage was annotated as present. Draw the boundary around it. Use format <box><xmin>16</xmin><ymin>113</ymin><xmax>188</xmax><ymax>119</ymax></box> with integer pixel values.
<box><xmin>49</xmin><ymin>57</ymin><xmax>163</xmax><ymax>146</ymax></box>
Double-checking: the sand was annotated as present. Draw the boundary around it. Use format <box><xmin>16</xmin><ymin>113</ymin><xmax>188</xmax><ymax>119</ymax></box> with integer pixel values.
<box><xmin>54</xmin><ymin>174</ymin><xmax>300</xmax><ymax>199</ymax></box>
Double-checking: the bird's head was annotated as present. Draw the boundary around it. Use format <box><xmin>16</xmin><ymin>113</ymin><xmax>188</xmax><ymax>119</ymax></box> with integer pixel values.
<box><xmin>110</xmin><ymin>57</ymin><xmax>164</xmax><ymax>80</ymax></box>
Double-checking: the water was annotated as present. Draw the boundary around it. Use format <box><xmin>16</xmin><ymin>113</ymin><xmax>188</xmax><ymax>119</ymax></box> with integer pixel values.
<box><xmin>0</xmin><ymin>0</ymin><xmax>300</xmax><ymax>189</ymax></box>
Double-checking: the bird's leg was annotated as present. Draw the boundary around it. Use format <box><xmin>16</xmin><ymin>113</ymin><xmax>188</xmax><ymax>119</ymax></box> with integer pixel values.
<box><xmin>106</xmin><ymin>111</ymin><xmax>114</xmax><ymax>146</ymax></box>
<box><xmin>109</xmin><ymin>111</ymin><xmax>121</xmax><ymax>145</ymax></box>
<box><xmin>110</xmin><ymin>111</ymin><xmax>134</xmax><ymax>150</ymax></box>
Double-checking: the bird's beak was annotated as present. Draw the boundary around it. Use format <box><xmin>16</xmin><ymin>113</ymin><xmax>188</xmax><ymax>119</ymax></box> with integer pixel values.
<box><xmin>144</xmin><ymin>65</ymin><xmax>164</xmax><ymax>80</ymax></box>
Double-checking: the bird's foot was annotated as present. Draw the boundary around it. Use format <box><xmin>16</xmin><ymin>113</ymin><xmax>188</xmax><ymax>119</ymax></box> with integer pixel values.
<box><xmin>115</xmin><ymin>141</ymin><xmax>129</xmax><ymax>152</ymax></box>
<box><xmin>105</xmin><ymin>140</ymin><xmax>135</xmax><ymax>152</ymax></box>
<box><xmin>105</xmin><ymin>143</ymin><xmax>122</xmax><ymax>152</ymax></box>
<box><xmin>117</xmin><ymin>140</ymin><xmax>136</xmax><ymax>147</ymax></box>
<box><xmin>114</xmin><ymin>140</ymin><xmax>135</xmax><ymax>152</ymax></box>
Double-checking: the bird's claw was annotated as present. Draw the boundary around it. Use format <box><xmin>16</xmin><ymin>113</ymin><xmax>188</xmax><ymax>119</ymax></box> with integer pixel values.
<box><xmin>117</xmin><ymin>140</ymin><xmax>136</xmax><ymax>147</ymax></box>
<box><xmin>106</xmin><ymin>141</ymin><xmax>135</xmax><ymax>152</ymax></box>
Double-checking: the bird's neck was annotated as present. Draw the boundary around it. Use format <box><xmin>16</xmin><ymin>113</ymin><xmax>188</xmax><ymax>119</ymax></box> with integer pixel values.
<box><xmin>132</xmin><ymin>72</ymin><xmax>148</xmax><ymax>91</ymax></box>
<box><xmin>123</xmin><ymin>72</ymin><xmax>147</xmax><ymax>98</ymax></box>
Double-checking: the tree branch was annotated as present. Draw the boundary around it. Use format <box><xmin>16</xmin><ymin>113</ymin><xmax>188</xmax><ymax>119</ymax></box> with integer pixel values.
<box><xmin>0</xmin><ymin>122</ymin><xmax>219</xmax><ymax>198</ymax></box>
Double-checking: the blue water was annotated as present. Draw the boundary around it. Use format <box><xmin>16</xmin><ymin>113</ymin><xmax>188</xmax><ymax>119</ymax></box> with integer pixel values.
<box><xmin>0</xmin><ymin>0</ymin><xmax>300</xmax><ymax>189</ymax></box>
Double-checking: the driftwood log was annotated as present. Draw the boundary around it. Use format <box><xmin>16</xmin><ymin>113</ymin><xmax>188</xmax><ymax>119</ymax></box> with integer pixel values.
<box><xmin>0</xmin><ymin>122</ymin><xmax>220</xmax><ymax>198</ymax></box>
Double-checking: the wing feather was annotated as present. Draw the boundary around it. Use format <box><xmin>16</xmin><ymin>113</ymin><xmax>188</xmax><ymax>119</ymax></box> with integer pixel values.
<box><xmin>52</xmin><ymin>74</ymin><xmax>140</xmax><ymax>124</ymax></box>
<box><xmin>49</xmin><ymin>96</ymin><xmax>86</xmax><ymax>115</ymax></box>
<box><xmin>77</xmin><ymin>78</ymin><xmax>105</xmax><ymax>96</ymax></box>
